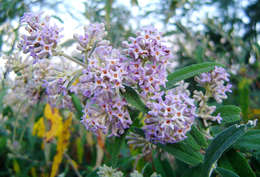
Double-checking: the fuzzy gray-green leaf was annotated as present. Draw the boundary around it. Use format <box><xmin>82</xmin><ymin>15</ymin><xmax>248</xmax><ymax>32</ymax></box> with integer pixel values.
<box><xmin>166</xmin><ymin>62</ymin><xmax>223</xmax><ymax>90</ymax></box>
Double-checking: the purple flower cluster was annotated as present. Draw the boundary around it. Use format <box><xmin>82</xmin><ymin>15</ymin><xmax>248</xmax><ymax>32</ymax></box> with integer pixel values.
<box><xmin>143</xmin><ymin>82</ymin><xmax>196</xmax><ymax>144</ymax></box>
<box><xmin>71</xmin><ymin>26</ymin><xmax>131</xmax><ymax>136</ymax></box>
<box><xmin>12</xmin><ymin>12</ymin><xmax>238</xmax><ymax>143</ymax></box>
<box><xmin>123</xmin><ymin>26</ymin><xmax>171</xmax><ymax>98</ymax></box>
<box><xmin>43</xmin><ymin>76</ymin><xmax>74</xmax><ymax>109</ymax></box>
<box><xmin>13</xmin><ymin>59</ymin><xmax>46</xmax><ymax>104</ymax></box>
<box><xmin>71</xmin><ymin>46</ymin><xmax>126</xmax><ymax>96</ymax></box>
<box><xmin>78</xmin><ymin>54</ymin><xmax>132</xmax><ymax>136</ymax></box>
<box><xmin>195</xmin><ymin>66</ymin><xmax>232</xmax><ymax>103</ymax></box>
<box><xmin>18</xmin><ymin>12</ymin><xmax>62</xmax><ymax>61</ymax></box>
<box><xmin>73</xmin><ymin>23</ymin><xmax>108</xmax><ymax>54</ymax></box>
<box><xmin>81</xmin><ymin>95</ymin><xmax>131</xmax><ymax>136</ymax></box>
<box><xmin>122</xmin><ymin>27</ymin><xmax>196</xmax><ymax>143</ymax></box>
<box><xmin>194</xmin><ymin>66</ymin><xmax>232</xmax><ymax>125</ymax></box>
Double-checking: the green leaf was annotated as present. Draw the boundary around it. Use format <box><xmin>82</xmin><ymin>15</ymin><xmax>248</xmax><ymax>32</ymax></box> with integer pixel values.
<box><xmin>238</xmin><ymin>78</ymin><xmax>250</xmax><ymax>121</ymax></box>
<box><xmin>67</xmin><ymin>71</ymin><xmax>82</xmax><ymax>89</ymax></box>
<box><xmin>166</xmin><ymin>62</ymin><xmax>223</xmax><ymax>89</ymax></box>
<box><xmin>142</xmin><ymin>163</ymin><xmax>153</xmax><ymax>177</ymax></box>
<box><xmin>51</xmin><ymin>15</ymin><xmax>64</xmax><ymax>23</ymax></box>
<box><xmin>0</xmin><ymin>35</ymin><xmax>2</xmax><ymax>51</ymax></box>
<box><xmin>194</xmin><ymin>45</ymin><xmax>205</xmax><ymax>63</ymax></box>
<box><xmin>200</xmin><ymin>122</ymin><xmax>255</xmax><ymax>177</ymax></box>
<box><xmin>190</xmin><ymin>125</ymin><xmax>208</xmax><ymax>148</ymax></box>
<box><xmin>129</xmin><ymin>108</ymin><xmax>142</xmax><ymax>127</ymax></box>
<box><xmin>76</xmin><ymin>138</ymin><xmax>84</xmax><ymax>164</ymax></box>
<box><xmin>218</xmin><ymin>154</ymin><xmax>235</xmax><ymax>172</ymax></box>
<box><xmin>122</xmin><ymin>86</ymin><xmax>149</xmax><ymax>113</ymax></box>
<box><xmin>219</xmin><ymin>149</ymin><xmax>256</xmax><ymax>177</ymax></box>
<box><xmin>153</xmin><ymin>153</ymin><xmax>167</xmax><ymax>177</ymax></box>
<box><xmin>163</xmin><ymin>30</ymin><xmax>177</xmax><ymax>36</ymax></box>
<box><xmin>233</xmin><ymin>129</ymin><xmax>260</xmax><ymax>152</ymax></box>
<box><xmin>105</xmin><ymin>0</ymin><xmax>113</xmax><ymax>25</ymax></box>
<box><xmin>70</xmin><ymin>93</ymin><xmax>83</xmax><ymax>118</ymax></box>
<box><xmin>60</xmin><ymin>39</ymin><xmax>76</xmax><ymax>47</ymax></box>
<box><xmin>86</xmin><ymin>169</ymin><xmax>98</xmax><ymax>177</ymax></box>
<box><xmin>110</xmin><ymin>138</ymin><xmax>123</xmax><ymax>167</ymax></box>
<box><xmin>158</xmin><ymin>142</ymin><xmax>204</xmax><ymax>166</ymax></box>
<box><xmin>117</xmin><ymin>156</ymin><xmax>136</xmax><ymax>171</ymax></box>
<box><xmin>2</xmin><ymin>105</ymin><xmax>13</xmax><ymax>117</ymax></box>
<box><xmin>182</xmin><ymin>166</ymin><xmax>202</xmax><ymax>177</ymax></box>
<box><xmin>174</xmin><ymin>159</ymin><xmax>190</xmax><ymax>177</ymax></box>
<box><xmin>133</xmin><ymin>127</ymin><xmax>203</xmax><ymax>166</ymax></box>
<box><xmin>131</xmin><ymin>127</ymin><xmax>145</xmax><ymax>137</ymax></box>
<box><xmin>213</xmin><ymin>105</ymin><xmax>241</xmax><ymax>124</ymax></box>
<box><xmin>216</xmin><ymin>167</ymin><xmax>239</xmax><ymax>177</ymax></box>
<box><xmin>0</xmin><ymin>137</ymin><xmax>7</xmax><ymax>155</ymax></box>
<box><xmin>131</xmin><ymin>0</ymin><xmax>139</xmax><ymax>6</ymax></box>
<box><xmin>184</xmin><ymin>133</ymin><xmax>201</xmax><ymax>151</ymax></box>
<box><xmin>161</xmin><ymin>159</ymin><xmax>175</xmax><ymax>177</ymax></box>
<box><xmin>0</xmin><ymin>88</ymin><xmax>6</xmax><ymax>113</ymax></box>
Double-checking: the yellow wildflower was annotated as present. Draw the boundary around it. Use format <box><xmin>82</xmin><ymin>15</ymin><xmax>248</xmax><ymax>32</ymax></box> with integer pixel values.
<box><xmin>32</xmin><ymin>117</ymin><xmax>45</xmax><ymax>138</ymax></box>
<box><xmin>72</xmin><ymin>78</ymin><xmax>79</xmax><ymax>86</ymax></box>
<box><xmin>44</xmin><ymin>104</ymin><xmax>63</xmax><ymax>142</ymax></box>
<box><xmin>50</xmin><ymin>114</ymin><xmax>72</xmax><ymax>177</ymax></box>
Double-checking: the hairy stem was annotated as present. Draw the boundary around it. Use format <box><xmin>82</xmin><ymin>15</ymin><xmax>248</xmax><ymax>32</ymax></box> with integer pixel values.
<box><xmin>55</xmin><ymin>51</ymin><xmax>88</xmax><ymax>67</ymax></box>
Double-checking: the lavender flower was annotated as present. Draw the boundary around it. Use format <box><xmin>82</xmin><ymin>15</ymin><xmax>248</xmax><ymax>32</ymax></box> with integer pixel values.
<box><xmin>43</xmin><ymin>76</ymin><xmax>74</xmax><ymax>109</ymax></box>
<box><xmin>123</xmin><ymin>27</ymin><xmax>196</xmax><ymax>144</ymax></box>
<box><xmin>195</xmin><ymin>66</ymin><xmax>232</xmax><ymax>103</ymax></box>
<box><xmin>38</xmin><ymin>60</ymin><xmax>77</xmax><ymax>110</ymax></box>
<box><xmin>143</xmin><ymin>82</ymin><xmax>196</xmax><ymax>144</ymax></box>
<box><xmin>123</xmin><ymin>26</ymin><xmax>171</xmax><ymax>98</ymax></box>
<box><xmin>13</xmin><ymin>59</ymin><xmax>50</xmax><ymax>104</ymax></box>
<box><xmin>194</xmin><ymin>66</ymin><xmax>232</xmax><ymax>125</ymax></box>
<box><xmin>126</xmin><ymin>132</ymin><xmax>156</xmax><ymax>156</ymax></box>
<box><xmin>18</xmin><ymin>12</ymin><xmax>62</xmax><ymax>61</ymax></box>
<box><xmin>71</xmin><ymin>26</ymin><xmax>132</xmax><ymax>136</ymax></box>
<box><xmin>81</xmin><ymin>95</ymin><xmax>132</xmax><ymax>136</ymax></box>
<box><xmin>73</xmin><ymin>23</ymin><xmax>109</xmax><ymax>62</ymax></box>
<box><xmin>123</xmin><ymin>26</ymin><xmax>170</xmax><ymax>63</ymax></box>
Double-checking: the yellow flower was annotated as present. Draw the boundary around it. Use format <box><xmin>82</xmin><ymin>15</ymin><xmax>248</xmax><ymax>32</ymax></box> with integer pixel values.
<box><xmin>32</xmin><ymin>117</ymin><xmax>45</xmax><ymax>138</ymax></box>
<box><xmin>44</xmin><ymin>104</ymin><xmax>63</xmax><ymax>142</ymax></box>
<box><xmin>32</xmin><ymin>104</ymin><xmax>74</xmax><ymax>177</ymax></box>
<box><xmin>50</xmin><ymin>113</ymin><xmax>72</xmax><ymax>177</ymax></box>
<box><xmin>72</xmin><ymin>78</ymin><xmax>79</xmax><ymax>86</ymax></box>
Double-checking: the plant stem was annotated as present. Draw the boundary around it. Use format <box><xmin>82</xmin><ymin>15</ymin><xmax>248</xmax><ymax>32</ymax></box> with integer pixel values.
<box><xmin>55</xmin><ymin>51</ymin><xmax>88</xmax><ymax>67</ymax></box>
<box><xmin>133</xmin><ymin>154</ymin><xmax>143</xmax><ymax>170</ymax></box>
<box><xmin>64</xmin><ymin>153</ymin><xmax>82</xmax><ymax>177</ymax></box>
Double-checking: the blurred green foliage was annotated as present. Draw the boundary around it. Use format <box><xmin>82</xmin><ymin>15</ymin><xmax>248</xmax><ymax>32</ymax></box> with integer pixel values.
<box><xmin>0</xmin><ymin>0</ymin><xmax>27</xmax><ymax>25</ymax></box>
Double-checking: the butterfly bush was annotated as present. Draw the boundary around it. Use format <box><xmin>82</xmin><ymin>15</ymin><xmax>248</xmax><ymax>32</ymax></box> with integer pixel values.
<box><xmin>122</xmin><ymin>26</ymin><xmax>170</xmax><ymax>98</ymax></box>
<box><xmin>5</xmin><ymin>12</ymin><xmax>233</xmax><ymax>144</ymax></box>
<box><xmin>122</xmin><ymin>27</ymin><xmax>196</xmax><ymax>143</ymax></box>
<box><xmin>194</xmin><ymin>66</ymin><xmax>232</xmax><ymax>126</ymax></box>
<box><xmin>42</xmin><ymin>62</ymin><xmax>76</xmax><ymax>109</ymax></box>
<box><xmin>18</xmin><ymin>12</ymin><xmax>63</xmax><ymax>61</ymax></box>
<box><xmin>144</xmin><ymin>82</ymin><xmax>196</xmax><ymax>144</ymax></box>
<box><xmin>71</xmin><ymin>24</ymin><xmax>131</xmax><ymax>136</ymax></box>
